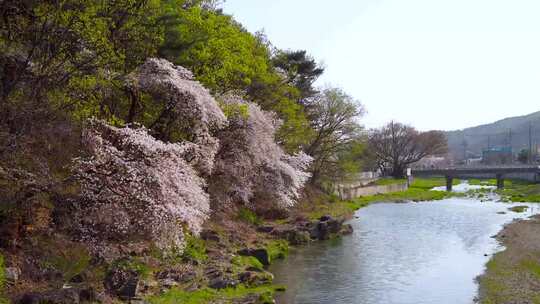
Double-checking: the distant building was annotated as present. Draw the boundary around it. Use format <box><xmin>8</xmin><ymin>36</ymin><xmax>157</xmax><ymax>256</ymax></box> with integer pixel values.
<box><xmin>482</xmin><ymin>146</ymin><xmax>512</xmax><ymax>165</ymax></box>
<box><xmin>465</xmin><ymin>157</ymin><xmax>483</xmax><ymax>166</ymax></box>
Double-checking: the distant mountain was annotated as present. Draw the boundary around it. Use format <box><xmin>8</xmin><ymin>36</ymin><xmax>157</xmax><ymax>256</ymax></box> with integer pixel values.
<box><xmin>445</xmin><ymin>111</ymin><xmax>540</xmax><ymax>160</ymax></box>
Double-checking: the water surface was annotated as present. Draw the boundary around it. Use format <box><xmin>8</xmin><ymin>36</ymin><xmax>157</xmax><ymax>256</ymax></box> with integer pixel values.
<box><xmin>270</xmin><ymin>192</ymin><xmax>539</xmax><ymax>304</ymax></box>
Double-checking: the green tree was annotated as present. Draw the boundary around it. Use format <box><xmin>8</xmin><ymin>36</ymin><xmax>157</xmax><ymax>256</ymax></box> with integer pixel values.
<box><xmin>304</xmin><ymin>87</ymin><xmax>365</xmax><ymax>185</ymax></box>
<box><xmin>158</xmin><ymin>3</ymin><xmax>313</xmax><ymax>150</ymax></box>
<box><xmin>272</xmin><ymin>50</ymin><xmax>324</xmax><ymax>100</ymax></box>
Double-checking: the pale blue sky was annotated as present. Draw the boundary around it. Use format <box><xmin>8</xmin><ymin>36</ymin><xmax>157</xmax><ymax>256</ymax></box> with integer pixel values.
<box><xmin>222</xmin><ymin>0</ymin><xmax>540</xmax><ymax>131</ymax></box>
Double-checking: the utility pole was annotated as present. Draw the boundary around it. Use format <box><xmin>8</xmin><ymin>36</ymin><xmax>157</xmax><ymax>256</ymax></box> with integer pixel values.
<box><xmin>462</xmin><ymin>134</ymin><xmax>467</xmax><ymax>162</ymax></box>
<box><xmin>529</xmin><ymin>122</ymin><xmax>533</xmax><ymax>164</ymax></box>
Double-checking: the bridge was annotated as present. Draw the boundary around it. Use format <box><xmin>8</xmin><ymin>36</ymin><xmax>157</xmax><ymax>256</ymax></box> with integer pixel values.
<box><xmin>412</xmin><ymin>166</ymin><xmax>540</xmax><ymax>191</ymax></box>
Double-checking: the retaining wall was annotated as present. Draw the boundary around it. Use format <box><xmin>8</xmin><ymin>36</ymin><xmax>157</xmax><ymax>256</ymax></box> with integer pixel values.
<box><xmin>336</xmin><ymin>182</ymin><xmax>408</xmax><ymax>200</ymax></box>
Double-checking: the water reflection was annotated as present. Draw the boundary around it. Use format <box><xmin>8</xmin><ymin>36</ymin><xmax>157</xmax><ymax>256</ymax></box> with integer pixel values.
<box><xmin>270</xmin><ymin>187</ymin><xmax>539</xmax><ymax>304</ymax></box>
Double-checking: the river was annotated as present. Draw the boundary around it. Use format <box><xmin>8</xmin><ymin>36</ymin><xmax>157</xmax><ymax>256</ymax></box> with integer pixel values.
<box><xmin>270</xmin><ymin>184</ymin><xmax>540</xmax><ymax>304</ymax></box>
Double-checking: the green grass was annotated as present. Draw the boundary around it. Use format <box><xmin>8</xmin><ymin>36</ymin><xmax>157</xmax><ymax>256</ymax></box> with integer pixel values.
<box><xmin>266</xmin><ymin>240</ymin><xmax>288</xmax><ymax>262</ymax></box>
<box><xmin>232</xmin><ymin>256</ymin><xmax>264</xmax><ymax>271</ymax></box>
<box><xmin>111</xmin><ymin>257</ymin><xmax>154</xmax><ymax>279</ymax></box>
<box><xmin>350</xmin><ymin>187</ymin><xmax>463</xmax><ymax>207</ymax></box>
<box><xmin>147</xmin><ymin>284</ymin><xmax>283</xmax><ymax>304</ymax></box>
<box><xmin>182</xmin><ymin>234</ymin><xmax>208</xmax><ymax>262</ymax></box>
<box><xmin>0</xmin><ymin>253</ymin><xmax>6</xmax><ymax>304</ymax></box>
<box><xmin>497</xmin><ymin>181</ymin><xmax>540</xmax><ymax>202</ymax></box>
<box><xmin>409</xmin><ymin>177</ymin><xmax>459</xmax><ymax>190</ymax></box>
<box><xmin>237</xmin><ymin>207</ymin><xmax>262</xmax><ymax>226</ymax></box>
<box><xmin>508</xmin><ymin>205</ymin><xmax>529</xmax><ymax>213</ymax></box>
<box><xmin>480</xmin><ymin>252</ymin><xmax>540</xmax><ymax>303</ymax></box>
<box><xmin>374</xmin><ymin>178</ymin><xmax>406</xmax><ymax>186</ymax></box>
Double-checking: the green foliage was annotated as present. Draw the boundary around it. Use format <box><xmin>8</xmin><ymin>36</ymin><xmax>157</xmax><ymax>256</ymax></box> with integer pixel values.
<box><xmin>266</xmin><ymin>240</ymin><xmax>288</xmax><ymax>262</ymax></box>
<box><xmin>182</xmin><ymin>234</ymin><xmax>208</xmax><ymax>262</ymax></box>
<box><xmin>306</xmin><ymin>87</ymin><xmax>365</xmax><ymax>184</ymax></box>
<box><xmin>237</xmin><ymin>208</ymin><xmax>262</xmax><ymax>226</ymax></box>
<box><xmin>111</xmin><ymin>257</ymin><xmax>153</xmax><ymax>279</ymax></box>
<box><xmin>159</xmin><ymin>3</ymin><xmax>271</xmax><ymax>94</ymax></box>
<box><xmin>219</xmin><ymin>101</ymin><xmax>249</xmax><ymax>119</ymax></box>
<box><xmin>147</xmin><ymin>284</ymin><xmax>280</xmax><ymax>304</ymax></box>
<box><xmin>272</xmin><ymin>50</ymin><xmax>324</xmax><ymax>99</ymax></box>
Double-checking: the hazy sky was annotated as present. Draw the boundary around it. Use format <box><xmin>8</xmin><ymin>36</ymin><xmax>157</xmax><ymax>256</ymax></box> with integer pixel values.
<box><xmin>222</xmin><ymin>0</ymin><xmax>540</xmax><ymax>131</ymax></box>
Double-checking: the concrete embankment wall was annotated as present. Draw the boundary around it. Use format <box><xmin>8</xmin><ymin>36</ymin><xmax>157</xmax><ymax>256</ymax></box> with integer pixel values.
<box><xmin>337</xmin><ymin>183</ymin><xmax>408</xmax><ymax>200</ymax></box>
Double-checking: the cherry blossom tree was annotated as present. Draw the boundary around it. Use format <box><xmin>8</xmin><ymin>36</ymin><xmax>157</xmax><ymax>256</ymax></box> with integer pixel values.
<box><xmin>210</xmin><ymin>95</ymin><xmax>312</xmax><ymax>212</ymax></box>
<box><xmin>127</xmin><ymin>58</ymin><xmax>227</xmax><ymax>176</ymax></box>
<box><xmin>72</xmin><ymin>120</ymin><xmax>210</xmax><ymax>255</ymax></box>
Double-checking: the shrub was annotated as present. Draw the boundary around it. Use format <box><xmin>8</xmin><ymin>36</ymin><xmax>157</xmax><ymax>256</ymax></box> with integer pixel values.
<box><xmin>182</xmin><ymin>234</ymin><xmax>208</xmax><ymax>262</ymax></box>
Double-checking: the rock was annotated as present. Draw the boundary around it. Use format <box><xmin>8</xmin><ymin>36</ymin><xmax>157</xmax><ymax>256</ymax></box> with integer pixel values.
<box><xmin>319</xmin><ymin>215</ymin><xmax>332</xmax><ymax>221</ymax></box>
<box><xmin>238</xmin><ymin>248</ymin><xmax>270</xmax><ymax>266</ymax></box>
<box><xmin>156</xmin><ymin>269</ymin><xmax>196</xmax><ymax>284</ymax></box>
<box><xmin>5</xmin><ymin>267</ymin><xmax>21</xmax><ymax>283</ymax></box>
<box><xmin>340</xmin><ymin>224</ymin><xmax>354</xmax><ymax>235</ymax></box>
<box><xmin>311</xmin><ymin>221</ymin><xmax>329</xmax><ymax>240</ymax></box>
<box><xmin>271</xmin><ymin>226</ymin><xmax>310</xmax><ymax>245</ymax></box>
<box><xmin>78</xmin><ymin>287</ymin><xmax>96</xmax><ymax>303</ymax></box>
<box><xmin>200</xmin><ymin>229</ymin><xmax>220</xmax><ymax>242</ymax></box>
<box><xmin>256</xmin><ymin>226</ymin><xmax>274</xmax><ymax>233</ymax></box>
<box><xmin>104</xmin><ymin>266</ymin><xmax>140</xmax><ymax>300</ymax></box>
<box><xmin>238</xmin><ymin>271</ymin><xmax>274</xmax><ymax>287</ymax></box>
<box><xmin>310</xmin><ymin>216</ymin><xmax>345</xmax><ymax>240</ymax></box>
<box><xmin>203</xmin><ymin>266</ymin><xmax>222</xmax><ymax>280</ymax></box>
<box><xmin>69</xmin><ymin>273</ymin><xmax>86</xmax><ymax>284</ymax></box>
<box><xmin>160</xmin><ymin>278</ymin><xmax>178</xmax><ymax>288</ymax></box>
<box><xmin>16</xmin><ymin>288</ymin><xmax>93</xmax><ymax>304</ymax></box>
<box><xmin>286</xmin><ymin>230</ymin><xmax>310</xmax><ymax>245</ymax></box>
<box><xmin>208</xmin><ymin>277</ymin><xmax>238</xmax><ymax>289</ymax></box>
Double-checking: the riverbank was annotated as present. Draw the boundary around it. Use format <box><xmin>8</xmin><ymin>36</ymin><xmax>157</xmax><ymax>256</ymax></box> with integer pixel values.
<box><xmin>142</xmin><ymin>177</ymin><xmax>460</xmax><ymax>303</ymax></box>
<box><xmin>2</xmin><ymin>177</ymin><xmax>519</xmax><ymax>303</ymax></box>
<box><xmin>478</xmin><ymin>215</ymin><xmax>540</xmax><ymax>303</ymax></box>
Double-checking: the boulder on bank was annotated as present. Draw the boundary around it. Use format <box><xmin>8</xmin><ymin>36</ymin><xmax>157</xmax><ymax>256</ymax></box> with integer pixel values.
<box><xmin>16</xmin><ymin>287</ymin><xmax>95</xmax><ymax>304</ymax></box>
<box><xmin>237</xmin><ymin>248</ymin><xmax>270</xmax><ymax>266</ymax></box>
<box><xmin>271</xmin><ymin>226</ymin><xmax>310</xmax><ymax>245</ymax></box>
<box><xmin>238</xmin><ymin>271</ymin><xmax>274</xmax><ymax>286</ymax></box>
<box><xmin>104</xmin><ymin>266</ymin><xmax>140</xmax><ymax>300</ymax></box>
<box><xmin>309</xmin><ymin>215</ymin><xmax>352</xmax><ymax>240</ymax></box>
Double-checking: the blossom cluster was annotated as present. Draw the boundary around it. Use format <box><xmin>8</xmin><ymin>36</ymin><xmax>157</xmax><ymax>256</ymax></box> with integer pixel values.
<box><xmin>210</xmin><ymin>95</ymin><xmax>313</xmax><ymax>210</ymax></box>
<box><xmin>72</xmin><ymin>120</ymin><xmax>210</xmax><ymax>253</ymax></box>
<box><xmin>128</xmin><ymin>58</ymin><xmax>227</xmax><ymax>176</ymax></box>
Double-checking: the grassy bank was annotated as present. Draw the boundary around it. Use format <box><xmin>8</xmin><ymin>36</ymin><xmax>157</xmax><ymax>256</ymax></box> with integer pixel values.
<box><xmin>148</xmin><ymin>285</ymin><xmax>284</xmax><ymax>304</ymax></box>
<box><xmin>496</xmin><ymin>180</ymin><xmax>540</xmax><ymax>202</ymax></box>
<box><xmin>478</xmin><ymin>215</ymin><xmax>540</xmax><ymax>303</ymax></box>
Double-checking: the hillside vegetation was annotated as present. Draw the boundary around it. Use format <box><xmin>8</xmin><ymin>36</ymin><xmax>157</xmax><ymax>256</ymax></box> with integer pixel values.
<box><xmin>0</xmin><ymin>1</ymin><xmax>365</xmax><ymax>303</ymax></box>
